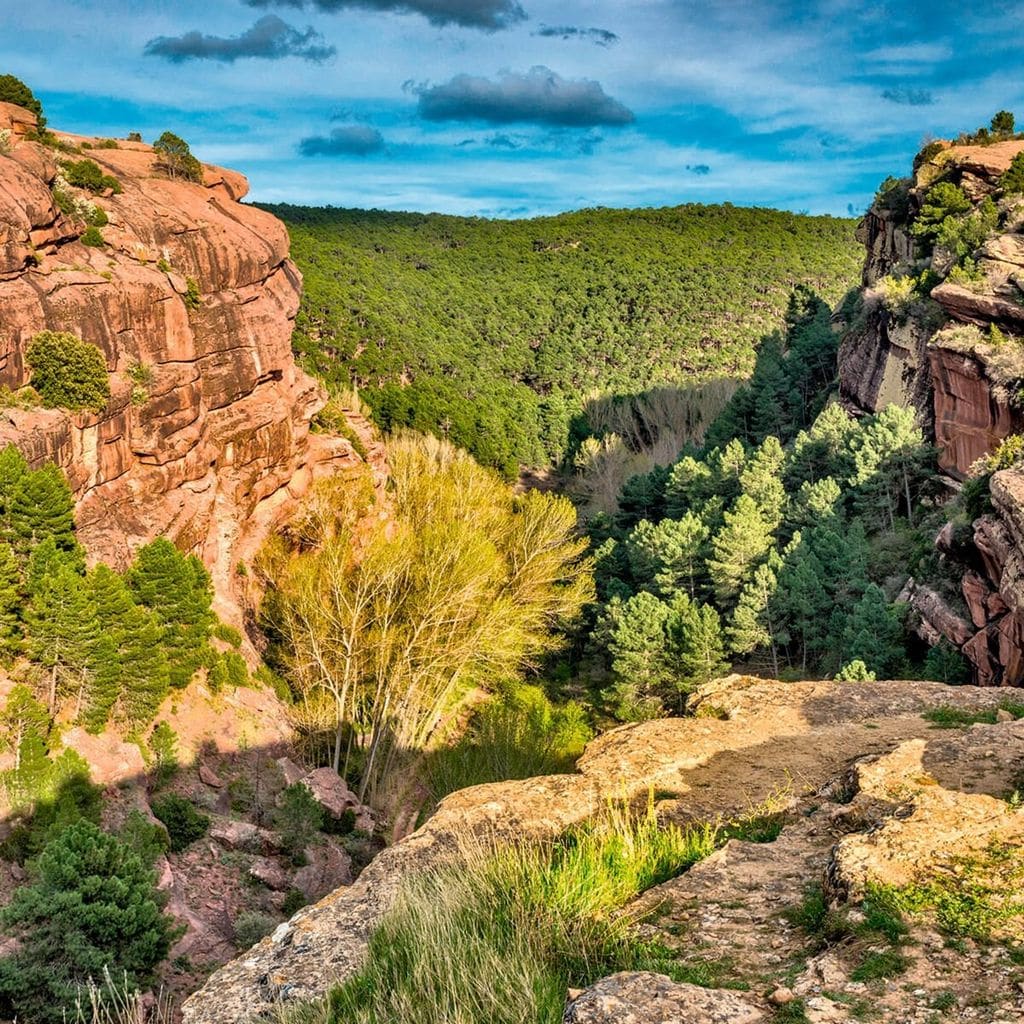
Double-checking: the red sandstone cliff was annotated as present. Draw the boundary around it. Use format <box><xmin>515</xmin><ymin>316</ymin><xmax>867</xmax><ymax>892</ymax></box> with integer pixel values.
<box><xmin>838</xmin><ymin>138</ymin><xmax>1024</xmax><ymax>479</ymax></box>
<box><xmin>0</xmin><ymin>102</ymin><xmax>358</xmax><ymax>621</ymax></box>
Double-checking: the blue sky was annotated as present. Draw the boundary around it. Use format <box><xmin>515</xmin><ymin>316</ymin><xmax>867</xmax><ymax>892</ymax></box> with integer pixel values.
<box><xmin>3</xmin><ymin>0</ymin><xmax>1023</xmax><ymax>218</ymax></box>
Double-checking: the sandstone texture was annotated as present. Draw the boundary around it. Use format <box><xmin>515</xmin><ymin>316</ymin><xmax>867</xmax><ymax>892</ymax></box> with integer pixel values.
<box><xmin>183</xmin><ymin>675</ymin><xmax>1024</xmax><ymax>1024</ymax></box>
<box><xmin>0</xmin><ymin>105</ymin><xmax>360</xmax><ymax>622</ymax></box>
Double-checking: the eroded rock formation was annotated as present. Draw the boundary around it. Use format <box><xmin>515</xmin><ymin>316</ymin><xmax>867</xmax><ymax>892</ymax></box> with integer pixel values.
<box><xmin>838</xmin><ymin>137</ymin><xmax>1024</xmax><ymax>478</ymax></box>
<box><xmin>0</xmin><ymin>102</ymin><xmax>358</xmax><ymax>618</ymax></box>
<box><xmin>183</xmin><ymin>675</ymin><xmax>1024</xmax><ymax>1024</ymax></box>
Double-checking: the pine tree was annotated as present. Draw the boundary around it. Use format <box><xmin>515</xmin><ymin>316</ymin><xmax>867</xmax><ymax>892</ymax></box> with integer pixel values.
<box><xmin>669</xmin><ymin>592</ymin><xmax>728</xmax><ymax>694</ymax></box>
<box><xmin>774</xmin><ymin>536</ymin><xmax>830</xmax><ymax>670</ymax></box>
<box><xmin>9</xmin><ymin>464</ymin><xmax>76</xmax><ymax>551</ymax></box>
<box><xmin>25</xmin><ymin>536</ymin><xmax>85</xmax><ymax>596</ymax></box>
<box><xmin>790</xmin><ymin>477</ymin><xmax>843</xmax><ymax>530</ymax></box>
<box><xmin>0</xmin><ymin>542</ymin><xmax>23</xmax><ymax>659</ymax></box>
<box><xmin>625</xmin><ymin>512</ymin><xmax>708</xmax><ymax>597</ymax></box>
<box><xmin>727</xmin><ymin>550</ymin><xmax>783</xmax><ymax>674</ymax></box>
<box><xmin>0</xmin><ymin>821</ymin><xmax>174</xmax><ymax>1024</ymax></box>
<box><xmin>708</xmin><ymin>494</ymin><xmax>774</xmax><ymax>606</ymax></box>
<box><xmin>128</xmin><ymin>538</ymin><xmax>213</xmax><ymax>689</ymax></box>
<box><xmin>0</xmin><ymin>685</ymin><xmax>49</xmax><ymax>769</ymax></box>
<box><xmin>0</xmin><ymin>444</ymin><xmax>28</xmax><ymax>538</ymax></box>
<box><xmin>739</xmin><ymin>435</ymin><xmax>787</xmax><ymax>526</ymax></box>
<box><xmin>664</xmin><ymin>455</ymin><xmax>714</xmax><ymax>517</ymax></box>
<box><xmin>26</xmin><ymin>566</ymin><xmax>99</xmax><ymax>712</ymax></box>
<box><xmin>841</xmin><ymin>584</ymin><xmax>905</xmax><ymax>678</ymax></box>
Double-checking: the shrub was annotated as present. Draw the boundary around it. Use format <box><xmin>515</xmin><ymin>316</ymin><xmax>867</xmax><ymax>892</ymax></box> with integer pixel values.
<box><xmin>912</xmin><ymin>140</ymin><xmax>945</xmax><ymax>172</ymax></box>
<box><xmin>234</xmin><ymin>910</ymin><xmax>277</xmax><ymax>949</ymax></box>
<box><xmin>117</xmin><ymin>808</ymin><xmax>170</xmax><ymax>867</ymax></box>
<box><xmin>150</xmin><ymin>793</ymin><xmax>209</xmax><ymax>852</ymax></box>
<box><xmin>282</xmin><ymin>888</ymin><xmax>308</xmax><ymax>916</ymax></box>
<box><xmin>275</xmin><ymin>782</ymin><xmax>323</xmax><ymax>864</ymax></box>
<box><xmin>61</xmin><ymin>158</ymin><xmax>122</xmax><ymax>195</ymax></box>
<box><xmin>1003</xmin><ymin>152</ymin><xmax>1024</xmax><ymax>195</ymax></box>
<box><xmin>0</xmin><ymin>74</ymin><xmax>44</xmax><ymax>126</ymax></box>
<box><xmin>127</xmin><ymin>131</ymin><xmax>143</xmax><ymax>143</ymax></box>
<box><xmin>912</xmin><ymin>182</ymin><xmax>973</xmax><ymax>246</ymax></box>
<box><xmin>148</xmin><ymin>721</ymin><xmax>179</xmax><ymax>788</ymax></box>
<box><xmin>184</xmin><ymin>276</ymin><xmax>202</xmax><ymax>311</ymax></box>
<box><xmin>213</xmin><ymin>622</ymin><xmax>243</xmax><ymax>648</ymax></box>
<box><xmin>0</xmin><ymin>128</ymin><xmax>11</xmax><ymax>156</ymax></box>
<box><xmin>153</xmin><ymin>132</ymin><xmax>202</xmax><ymax>183</ymax></box>
<box><xmin>26</xmin><ymin>330</ymin><xmax>110</xmax><ymax>412</ymax></box>
<box><xmin>127</xmin><ymin>361</ymin><xmax>154</xmax><ymax>406</ymax></box>
<box><xmin>80</xmin><ymin>226</ymin><xmax>105</xmax><ymax>248</ymax></box>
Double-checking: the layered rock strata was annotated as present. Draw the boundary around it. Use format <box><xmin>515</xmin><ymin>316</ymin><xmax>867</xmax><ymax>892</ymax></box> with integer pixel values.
<box><xmin>0</xmin><ymin>102</ymin><xmax>355</xmax><ymax>614</ymax></box>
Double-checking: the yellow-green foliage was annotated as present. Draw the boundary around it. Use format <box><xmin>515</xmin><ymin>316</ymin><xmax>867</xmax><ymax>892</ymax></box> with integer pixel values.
<box><xmin>26</xmin><ymin>331</ymin><xmax>110</xmax><ymax>412</ymax></box>
<box><xmin>264</xmin><ymin>433</ymin><xmax>594</xmax><ymax>806</ymax></box>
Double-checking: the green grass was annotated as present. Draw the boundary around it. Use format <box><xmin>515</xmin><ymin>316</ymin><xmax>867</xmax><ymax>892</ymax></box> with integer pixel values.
<box><xmin>772</xmin><ymin>998</ymin><xmax>810</xmax><ymax>1023</ymax></box>
<box><xmin>320</xmin><ymin>803</ymin><xmax>720</xmax><ymax>1024</ymax></box>
<box><xmin>922</xmin><ymin>701</ymin><xmax>1024</xmax><ymax>728</ymax></box>
<box><xmin>849</xmin><ymin>949</ymin><xmax>908</xmax><ymax>981</ymax></box>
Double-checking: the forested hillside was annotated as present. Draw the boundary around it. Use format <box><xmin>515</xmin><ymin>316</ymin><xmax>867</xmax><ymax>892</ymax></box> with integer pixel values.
<box><xmin>267</xmin><ymin>204</ymin><xmax>861</xmax><ymax>476</ymax></box>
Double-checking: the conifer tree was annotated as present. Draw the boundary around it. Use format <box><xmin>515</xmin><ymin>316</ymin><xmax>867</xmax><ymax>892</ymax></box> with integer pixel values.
<box><xmin>128</xmin><ymin>538</ymin><xmax>213</xmax><ymax>689</ymax></box>
<box><xmin>773</xmin><ymin>537</ymin><xmax>830</xmax><ymax>669</ymax></box>
<box><xmin>664</xmin><ymin>454</ymin><xmax>714</xmax><ymax>517</ymax></box>
<box><xmin>708</xmin><ymin>494</ymin><xmax>774</xmax><ymax>606</ymax></box>
<box><xmin>9</xmin><ymin>463</ymin><xmax>76</xmax><ymax>551</ymax></box>
<box><xmin>0</xmin><ymin>543</ymin><xmax>23</xmax><ymax>659</ymax></box>
<box><xmin>26</xmin><ymin>566</ymin><xmax>99</xmax><ymax>712</ymax></box>
<box><xmin>668</xmin><ymin>592</ymin><xmax>728</xmax><ymax>693</ymax></box>
<box><xmin>739</xmin><ymin>435</ymin><xmax>787</xmax><ymax>526</ymax></box>
<box><xmin>841</xmin><ymin>584</ymin><xmax>905</xmax><ymax>678</ymax></box>
<box><xmin>25</xmin><ymin>536</ymin><xmax>85</xmax><ymax>595</ymax></box>
<box><xmin>625</xmin><ymin>512</ymin><xmax>709</xmax><ymax>597</ymax></box>
<box><xmin>0</xmin><ymin>685</ymin><xmax>49</xmax><ymax>770</ymax></box>
<box><xmin>727</xmin><ymin>551</ymin><xmax>783</xmax><ymax>675</ymax></box>
<box><xmin>0</xmin><ymin>444</ymin><xmax>28</xmax><ymax>537</ymax></box>
<box><xmin>0</xmin><ymin>820</ymin><xmax>174</xmax><ymax>1024</ymax></box>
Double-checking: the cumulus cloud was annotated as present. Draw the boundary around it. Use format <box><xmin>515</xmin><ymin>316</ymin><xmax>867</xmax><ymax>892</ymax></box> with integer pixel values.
<box><xmin>145</xmin><ymin>14</ymin><xmax>334</xmax><ymax>63</ymax></box>
<box><xmin>533</xmin><ymin>25</ymin><xmax>618</xmax><ymax>46</ymax></box>
<box><xmin>415</xmin><ymin>67</ymin><xmax>634</xmax><ymax>127</ymax></box>
<box><xmin>881</xmin><ymin>86</ymin><xmax>935</xmax><ymax>106</ymax></box>
<box><xmin>299</xmin><ymin>124</ymin><xmax>386</xmax><ymax>155</ymax></box>
<box><xmin>245</xmin><ymin>0</ymin><xmax>525</xmax><ymax>31</ymax></box>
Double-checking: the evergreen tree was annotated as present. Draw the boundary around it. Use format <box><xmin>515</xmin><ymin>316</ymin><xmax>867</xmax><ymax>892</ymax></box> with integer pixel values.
<box><xmin>128</xmin><ymin>538</ymin><xmax>213</xmax><ymax>689</ymax></box>
<box><xmin>26</xmin><ymin>566</ymin><xmax>99</xmax><ymax>712</ymax></box>
<box><xmin>773</xmin><ymin>536</ymin><xmax>830</xmax><ymax>670</ymax></box>
<box><xmin>668</xmin><ymin>592</ymin><xmax>728</xmax><ymax>694</ymax></box>
<box><xmin>0</xmin><ymin>821</ymin><xmax>174</xmax><ymax>1024</ymax></box>
<box><xmin>9</xmin><ymin>464</ymin><xmax>76</xmax><ymax>551</ymax></box>
<box><xmin>835</xmin><ymin>659</ymin><xmax>875</xmax><ymax>682</ymax></box>
<box><xmin>616</xmin><ymin>465</ymin><xmax>669</xmax><ymax>529</ymax></box>
<box><xmin>25</xmin><ymin>536</ymin><xmax>86</xmax><ymax>596</ymax></box>
<box><xmin>841</xmin><ymin>584</ymin><xmax>905</xmax><ymax>678</ymax></box>
<box><xmin>727</xmin><ymin>551</ymin><xmax>783</xmax><ymax>674</ymax></box>
<box><xmin>739</xmin><ymin>435</ymin><xmax>787</xmax><ymax>526</ymax></box>
<box><xmin>664</xmin><ymin>454</ymin><xmax>714</xmax><ymax>518</ymax></box>
<box><xmin>708</xmin><ymin>494</ymin><xmax>774</xmax><ymax>606</ymax></box>
<box><xmin>0</xmin><ymin>685</ymin><xmax>49</xmax><ymax>770</ymax></box>
<box><xmin>0</xmin><ymin>542</ymin><xmax>23</xmax><ymax>659</ymax></box>
<box><xmin>625</xmin><ymin>512</ymin><xmax>708</xmax><ymax>597</ymax></box>
<box><xmin>0</xmin><ymin>444</ymin><xmax>28</xmax><ymax>537</ymax></box>
<box><xmin>786</xmin><ymin>403</ymin><xmax>859</xmax><ymax>489</ymax></box>
<box><xmin>789</xmin><ymin>477</ymin><xmax>843</xmax><ymax>530</ymax></box>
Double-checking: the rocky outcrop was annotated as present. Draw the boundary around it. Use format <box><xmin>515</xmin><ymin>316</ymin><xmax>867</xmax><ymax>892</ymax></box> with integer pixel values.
<box><xmin>182</xmin><ymin>675</ymin><xmax>1024</xmax><ymax>1024</ymax></box>
<box><xmin>0</xmin><ymin>105</ymin><xmax>358</xmax><ymax>620</ymax></box>
<box><xmin>838</xmin><ymin>138</ymin><xmax>1024</xmax><ymax>479</ymax></box>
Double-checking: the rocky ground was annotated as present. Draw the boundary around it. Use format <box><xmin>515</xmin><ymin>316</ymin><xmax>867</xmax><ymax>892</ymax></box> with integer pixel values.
<box><xmin>183</xmin><ymin>675</ymin><xmax>1024</xmax><ymax>1024</ymax></box>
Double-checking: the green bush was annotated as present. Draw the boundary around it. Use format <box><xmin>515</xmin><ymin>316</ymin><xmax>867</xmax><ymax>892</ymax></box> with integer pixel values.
<box><xmin>80</xmin><ymin>225</ymin><xmax>105</xmax><ymax>247</ymax></box>
<box><xmin>1002</xmin><ymin>152</ymin><xmax>1024</xmax><ymax>195</ymax></box>
<box><xmin>282</xmin><ymin>888</ymin><xmax>308</xmax><ymax>916</ymax></box>
<box><xmin>150</xmin><ymin>793</ymin><xmax>210</xmax><ymax>852</ymax></box>
<box><xmin>234</xmin><ymin>910</ymin><xmax>277</xmax><ymax>949</ymax></box>
<box><xmin>0</xmin><ymin>74</ymin><xmax>44</xmax><ymax>126</ymax></box>
<box><xmin>275</xmin><ymin>782</ymin><xmax>323</xmax><ymax>864</ymax></box>
<box><xmin>148</xmin><ymin>721</ymin><xmax>180</xmax><ymax>788</ymax></box>
<box><xmin>26</xmin><ymin>330</ymin><xmax>110</xmax><ymax>412</ymax></box>
<box><xmin>992</xmin><ymin>110</ymin><xmax>1016</xmax><ymax>135</ymax></box>
<box><xmin>61</xmin><ymin>158</ymin><xmax>121</xmax><ymax>195</ymax></box>
<box><xmin>213</xmin><ymin>622</ymin><xmax>244</xmax><ymax>648</ymax></box>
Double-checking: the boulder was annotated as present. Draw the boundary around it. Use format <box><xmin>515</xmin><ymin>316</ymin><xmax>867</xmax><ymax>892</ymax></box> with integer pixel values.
<box><xmin>293</xmin><ymin>838</ymin><xmax>354</xmax><ymax>901</ymax></box>
<box><xmin>300</xmin><ymin>768</ymin><xmax>359</xmax><ymax>819</ymax></box>
<box><xmin>209</xmin><ymin>819</ymin><xmax>273</xmax><ymax>853</ymax></box>
<box><xmin>249</xmin><ymin>857</ymin><xmax>291</xmax><ymax>892</ymax></box>
<box><xmin>199</xmin><ymin>763</ymin><xmax>224</xmax><ymax>789</ymax></box>
<box><xmin>564</xmin><ymin>973</ymin><xmax>764</xmax><ymax>1024</ymax></box>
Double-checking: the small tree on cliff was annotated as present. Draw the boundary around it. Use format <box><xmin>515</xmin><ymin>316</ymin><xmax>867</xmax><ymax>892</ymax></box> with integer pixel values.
<box><xmin>9</xmin><ymin>463</ymin><xmax>77</xmax><ymax>551</ymax></box>
<box><xmin>153</xmin><ymin>131</ymin><xmax>202</xmax><ymax>182</ymax></box>
<box><xmin>0</xmin><ymin>74</ymin><xmax>45</xmax><ymax>126</ymax></box>
<box><xmin>26</xmin><ymin>331</ymin><xmax>110</xmax><ymax>414</ymax></box>
<box><xmin>991</xmin><ymin>110</ymin><xmax>1016</xmax><ymax>135</ymax></box>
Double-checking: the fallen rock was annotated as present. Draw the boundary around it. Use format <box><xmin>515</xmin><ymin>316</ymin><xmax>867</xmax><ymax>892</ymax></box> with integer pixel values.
<box><xmin>209</xmin><ymin>819</ymin><xmax>274</xmax><ymax>853</ymax></box>
<box><xmin>293</xmin><ymin>838</ymin><xmax>354</xmax><ymax>901</ymax></box>
<box><xmin>300</xmin><ymin>767</ymin><xmax>359</xmax><ymax>819</ymax></box>
<box><xmin>563</xmin><ymin>972</ymin><xmax>764</xmax><ymax>1024</ymax></box>
<box><xmin>199</xmin><ymin>764</ymin><xmax>224</xmax><ymax>789</ymax></box>
<box><xmin>277</xmin><ymin>757</ymin><xmax>306</xmax><ymax>787</ymax></box>
<box><xmin>249</xmin><ymin>857</ymin><xmax>291</xmax><ymax>892</ymax></box>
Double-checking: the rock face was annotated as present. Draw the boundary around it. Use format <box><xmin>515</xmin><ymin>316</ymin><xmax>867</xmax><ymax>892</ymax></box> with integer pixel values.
<box><xmin>182</xmin><ymin>675</ymin><xmax>1024</xmax><ymax>1024</ymax></box>
<box><xmin>902</xmin><ymin>466</ymin><xmax>1024</xmax><ymax>685</ymax></box>
<box><xmin>0</xmin><ymin>104</ymin><xmax>357</xmax><ymax>617</ymax></box>
<box><xmin>838</xmin><ymin>138</ymin><xmax>1024</xmax><ymax>479</ymax></box>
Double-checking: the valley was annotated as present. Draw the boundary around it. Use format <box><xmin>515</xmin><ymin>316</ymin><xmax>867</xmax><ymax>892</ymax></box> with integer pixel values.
<box><xmin>3</xmin><ymin>70</ymin><xmax>1024</xmax><ymax>1024</ymax></box>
